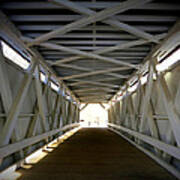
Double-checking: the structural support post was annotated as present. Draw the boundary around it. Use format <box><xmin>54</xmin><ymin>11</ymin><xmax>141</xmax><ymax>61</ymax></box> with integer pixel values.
<box><xmin>0</xmin><ymin>62</ymin><xmax>36</xmax><ymax>146</ymax></box>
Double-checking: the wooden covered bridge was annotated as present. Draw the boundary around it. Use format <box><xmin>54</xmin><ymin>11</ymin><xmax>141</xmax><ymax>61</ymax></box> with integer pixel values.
<box><xmin>0</xmin><ymin>0</ymin><xmax>180</xmax><ymax>179</ymax></box>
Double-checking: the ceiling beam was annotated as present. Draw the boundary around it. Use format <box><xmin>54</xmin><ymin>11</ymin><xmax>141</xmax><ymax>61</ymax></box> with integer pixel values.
<box><xmin>27</xmin><ymin>0</ymin><xmax>152</xmax><ymax>46</ymax></box>
<box><xmin>48</xmin><ymin>63</ymin><xmax>129</xmax><ymax>79</ymax></box>
<box><xmin>10</xmin><ymin>15</ymin><xmax>177</xmax><ymax>23</ymax></box>
<box><xmin>59</xmin><ymin>66</ymin><xmax>131</xmax><ymax>80</ymax></box>
<box><xmin>2</xmin><ymin>2</ymin><xmax>180</xmax><ymax>11</ymax></box>
<box><xmin>90</xmin><ymin>77</ymin><xmax>121</xmax><ymax>82</ymax></box>
<box><xmin>68</xmin><ymin>77</ymin><xmax>121</xmax><ymax>84</ymax></box>
<box><xmin>23</xmin><ymin>32</ymin><xmax>137</xmax><ymax>39</ymax></box>
<box><xmin>79</xmin><ymin>94</ymin><xmax>112</xmax><ymax>100</ymax></box>
<box><xmin>44</xmin><ymin>40</ymin><xmax>136</xmax><ymax>46</ymax></box>
<box><xmin>74</xmin><ymin>87</ymin><xmax>116</xmax><ymax>93</ymax></box>
<box><xmin>40</xmin><ymin>42</ymin><xmax>139</xmax><ymax>69</ymax></box>
<box><xmin>42</xmin><ymin>51</ymin><xmax>147</xmax><ymax>56</ymax></box>
<box><xmin>78</xmin><ymin>92</ymin><xmax>113</xmax><ymax>97</ymax></box>
<box><xmin>50</xmin><ymin>33</ymin><xmax>165</xmax><ymax>65</ymax></box>
<box><xmin>22</xmin><ymin>37</ymin><xmax>140</xmax><ymax>69</ymax></box>
<box><xmin>81</xmin><ymin>100</ymin><xmax>108</xmax><ymax>102</ymax></box>
<box><xmin>51</xmin><ymin>0</ymin><xmax>158</xmax><ymax>43</ymax></box>
<box><xmin>81</xmin><ymin>101</ymin><xmax>108</xmax><ymax>103</ymax></box>
<box><xmin>47</xmin><ymin>55</ymin><xmax>142</xmax><ymax>62</ymax></box>
<box><xmin>45</xmin><ymin>56</ymin><xmax>143</xmax><ymax>60</ymax></box>
<box><xmin>18</xmin><ymin>24</ymin><xmax>169</xmax><ymax>32</ymax></box>
<box><xmin>39</xmin><ymin>46</ymin><xmax>150</xmax><ymax>51</ymax></box>
<box><xmin>68</xmin><ymin>79</ymin><xmax>119</xmax><ymax>88</ymax></box>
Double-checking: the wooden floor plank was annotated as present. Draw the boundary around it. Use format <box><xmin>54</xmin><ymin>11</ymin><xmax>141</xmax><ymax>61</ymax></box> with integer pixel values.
<box><xmin>18</xmin><ymin>128</ymin><xmax>175</xmax><ymax>180</ymax></box>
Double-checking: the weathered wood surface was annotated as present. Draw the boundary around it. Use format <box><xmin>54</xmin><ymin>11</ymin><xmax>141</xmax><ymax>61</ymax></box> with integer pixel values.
<box><xmin>18</xmin><ymin>128</ymin><xmax>174</xmax><ymax>180</ymax></box>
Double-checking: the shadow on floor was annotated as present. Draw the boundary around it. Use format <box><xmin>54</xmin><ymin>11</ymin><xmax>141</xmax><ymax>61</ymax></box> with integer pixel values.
<box><xmin>17</xmin><ymin>128</ymin><xmax>175</xmax><ymax>180</ymax></box>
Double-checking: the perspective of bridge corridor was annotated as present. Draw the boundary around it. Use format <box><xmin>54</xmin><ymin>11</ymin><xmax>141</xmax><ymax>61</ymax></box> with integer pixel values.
<box><xmin>0</xmin><ymin>0</ymin><xmax>180</xmax><ymax>179</ymax></box>
<box><xmin>16</xmin><ymin>128</ymin><xmax>174</xmax><ymax>180</ymax></box>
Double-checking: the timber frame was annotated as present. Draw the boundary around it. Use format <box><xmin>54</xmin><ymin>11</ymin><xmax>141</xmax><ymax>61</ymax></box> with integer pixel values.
<box><xmin>1</xmin><ymin>0</ymin><xmax>179</xmax><ymax>103</ymax></box>
<box><xmin>0</xmin><ymin>0</ymin><xmax>180</xmax><ymax>178</ymax></box>
<box><xmin>108</xmin><ymin>21</ymin><xmax>180</xmax><ymax>178</ymax></box>
<box><xmin>0</xmin><ymin>9</ymin><xmax>80</xmax><ymax>171</ymax></box>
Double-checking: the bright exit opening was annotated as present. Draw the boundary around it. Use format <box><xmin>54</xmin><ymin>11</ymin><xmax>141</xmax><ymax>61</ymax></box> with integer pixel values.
<box><xmin>80</xmin><ymin>103</ymin><xmax>109</xmax><ymax>127</ymax></box>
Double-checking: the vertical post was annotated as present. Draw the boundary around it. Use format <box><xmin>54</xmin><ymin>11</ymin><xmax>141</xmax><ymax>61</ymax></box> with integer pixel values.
<box><xmin>34</xmin><ymin>65</ymin><xmax>48</xmax><ymax>132</ymax></box>
<box><xmin>152</xmin><ymin>59</ymin><xmax>180</xmax><ymax>146</ymax></box>
<box><xmin>0</xmin><ymin>61</ymin><xmax>36</xmax><ymax>146</ymax></box>
<box><xmin>0</xmin><ymin>51</ymin><xmax>24</xmax><ymax>162</ymax></box>
<box><xmin>157</xmin><ymin>74</ymin><xmax>180</xmax><ymax>146</ymax></box>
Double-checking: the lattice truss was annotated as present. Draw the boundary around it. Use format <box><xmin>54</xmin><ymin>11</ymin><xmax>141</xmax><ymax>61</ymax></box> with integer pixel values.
<box><xmin>108</xmin><ymin>20</ymin><xmax>180</xmax><ymax>177</ymax></box>
<box><xmin>1</xmin><ymin>0</ymin><xmax>179</xmax><ymax>103</ymax></box>
<box><xmin>0</xmin><ymin>50</ymin><xmax>79</xmax><ymax>166</ymax></box>
<box><xmin>108</xmin><ymin>64</ymin><xmax>180</xmax><ymax>177</ymax></box>
<box><xmin>0</xmin><ymin>0</ymin><xmax>180</xmax><ymax>177</ymax></box>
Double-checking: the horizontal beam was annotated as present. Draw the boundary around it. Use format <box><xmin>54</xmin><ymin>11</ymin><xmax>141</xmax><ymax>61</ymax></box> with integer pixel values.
<box><xmin>108</xmin><ymin>123</ymin><xmax>180</xmax><ymax>160</ymax></box>
<box><xmin>0</xmin><ymin>123</ymin><xmax>79</xmax><ymax>159</ymax></box>
<box><xmin>44</xmin><ymin>40</ymin><xmax>138</xmax><ymax>46</ymax></box>
<box><xmin>92</xmin><ymin>77</ymin><xmax>121</xmax><ymax>82</ymax></box>
<box><xmin>18</xmin><ymin>25</ymin><xmax>169</xmax><ymax>32</ymax></box>
<box><xmin>39</xmin><ymin>46</ymin><xmax>150</xmax><ymax>51</ymax></box>
<box><xmin>79</xmin><ymin>95</ymin><xmax>112</xmax><ymax>100</ymax></box>
<box><xmin>49</xmin><ymin>63</ymin><xmax>130</xmax><ymax>79</ymax></box>
<box><xmin>81</xmin><ymin>100</ymin><xmax>108</xmax><ymax>103</ymax></box>
<box><xmin>27</xmin><ymin>0</ymin><xmax>152</xmax><ymax>45</ymax></box>
<box><xmin>78</xmin><ymin>92</ymin><xmax>113</xmax><ymax>97</ymax></box>
<box><xmin>77</xmin><ymin>93</ymin><xmax>113</xmax><ymax>97</ymax></box>
<box><xmin>0</xmin><ymin>113</ymin><xmax>35</xmax><ymax>118</ymax></box>
<box><xmin>68</xmin><ymin>79</ymin><xmax>119</xmax><ymax>88</ymax></box>
<box><xmin>59</xmin><ymin>66</ymin><xmax>131</xmax><ymax>80</ymax></box>
<box><xmin>23</xmin><ymin>36</ymin><xmax>141</xmax><ymax>69</ymax></box>
<box><xmin>2</xmin><ymin>2</ymin><xmax>180</xmax><ymax>11</ymax></box>
<box><xmin>10</xmin><ymin>15</ymin><xmax>177</xmax><ymax>23</ymax></box>
<box><xmin>23</xmin><ymin>0</ymin><xmax>159</xmax><ymax>44</ymax></box>
<box><xmin>73</xmin><ymin>87</ymin><xmax>116</xmax><ymax>93</ymax></box>
<box><xmin>42</xmin><ymin>51</ymin><xmax>147</xmax><ymax>56</ymax></box>
<box><xmin>33</xmin><ymin>41</ymin><xmax>140</xmax><ymax>69</ymax></box>
<box><xmin>73</xmin><ymin>77</ymin><xmax>120</xmax><ymax>83</ymax></box>
<box><xmin>109</xmin><ymin>128</ymin><xmax>180</xmax><ymax>179</ymax></box>
<box><xmin>50</xmin><ymin>33</ymin><xmax>165</xmax><ymax>65</ymax></box>
<box><xmin>24</xmin><ymin>32</ymin><xmax>137</xmax><ymax>40</ymax></box>
<box><xmin>46</xmin><ymin>56</ymin><xmax>143</xmax><ymax>60</ymax></box>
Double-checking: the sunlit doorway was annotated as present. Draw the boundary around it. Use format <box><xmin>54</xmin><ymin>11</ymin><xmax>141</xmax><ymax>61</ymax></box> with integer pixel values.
<box><xmin>80</xmin><ymin>103</ymin><xmax>109</xmax><ymax>127</ymax></box>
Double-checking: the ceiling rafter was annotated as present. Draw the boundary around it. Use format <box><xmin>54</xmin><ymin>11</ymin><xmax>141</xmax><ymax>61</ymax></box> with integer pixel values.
<box><xmin>66</xmin><ymin>77</ymin><xmax>122</xmax><ymax>87</ymax></box>
<box><xmin>1</xmin><ymin>0</ymin><xmax>178</xmax><ymax>103</ymax></box>
<box><xmin>74</xmin><ymin>87</ymin><xmax>116</xmax><ymax>93</ymax></box>
<box><xmin>18</xmin><ymin>24</ymin><xmax>169</xmax><ymax>32</ymax></box>
<box><xmin>26</xmin><ymin>0</ymin><xmax>153</xmax><ymax>46</ymax></box>
<box><xmin>79</xmin><ymin>94</ymin><xmax>112</xmax><ymax>100</ymax></box>
<box><xmin>10</xmin><ymin>15</ymin><xmax>177</xmax><ymax>23</ymax></box>
<box><xmin>78</xmin><ymin>92</ymin><xmax>113</xmax><ymax>97</ymax></box>
<box><xmin>50</xmin><ymin>33</ymin><xmax>166</xmax><ymax>66</ymax></box>
<box><xmin>47</xmin><ymin>62</ymin><xmax>129</xmax><ymax>79</ymax></box>
<box><xmin>51</xmin><ymin>0</ymin><xmax>158</xmax><ymax>43</ymax></box>
<box><xmin>23</xmin><ymin>36</ymin><xmax>139</xmax><ymax>69</ymax></box>
<box><xmin>68</xmin><ymin>79</ymin><xmax>119</xmax><ymax>88</ymax></box>
<box><xmin>59</xmin><ymin>66</ymin><xmax>131</xmax><ymax>80</ymax></box>
<box><xmin>2</xmin><ymin>2</ymin><xmax>180</xmax><ymax>11</ymax></box>
<box><xmin>42</xmin><ymin>51</ymin><xmax>147</xmax><ymax>57</ymax></box>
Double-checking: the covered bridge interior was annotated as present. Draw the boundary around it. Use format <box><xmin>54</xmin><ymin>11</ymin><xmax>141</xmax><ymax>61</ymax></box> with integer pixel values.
<box><xmin>0</xmin><ymin>0</ymin><xmax>180</xmax><ymax>179</ymax></box>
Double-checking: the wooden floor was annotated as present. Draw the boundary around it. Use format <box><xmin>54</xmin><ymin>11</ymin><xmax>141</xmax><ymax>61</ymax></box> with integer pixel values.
<box><xmin>18</xmin><ymin>128</ymin><xmax>175</xmax><ymax>180</ymax></box>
